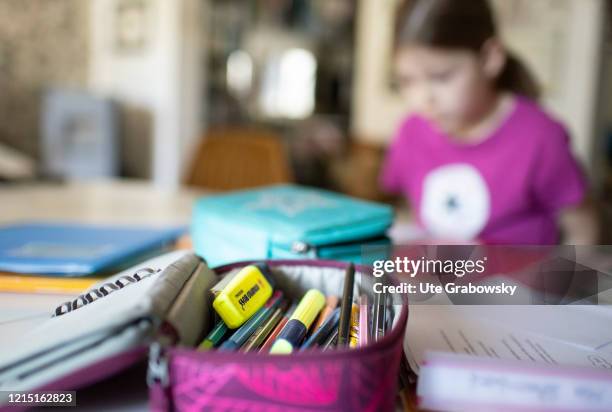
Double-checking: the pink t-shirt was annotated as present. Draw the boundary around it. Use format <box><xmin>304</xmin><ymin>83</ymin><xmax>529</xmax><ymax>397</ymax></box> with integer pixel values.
<box><xmin>381</xmin><ymin>96</ymin><xmax>587</xmax><ymax>244</ymax></box>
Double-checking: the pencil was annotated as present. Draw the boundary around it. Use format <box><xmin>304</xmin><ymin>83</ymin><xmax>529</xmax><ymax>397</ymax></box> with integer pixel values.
<box><xmin>241</xmin><ymin>306</ymin><xmax>284</xmax><ymax>352</ymax></box>
<box><xmin>337</xmin><ymin>262</ymin><xmax>355</xmax><ymax>347</ymax></box>
<box><xmin>219</xmin><ymin>291</ymin><xmax>283</xmax><ymax>351</ymax></box>
<box><xmin>322</xmin><ymin>328</ymin><xmax>338</xmax><ymax>350</ymax></box>
<box><xmin>373</xmin><ymin>289</ymin><xmax>387</xmax><ymax>341</ymax></box>
<box><xmin>301</xmin><ymin>307</ymin><xmax>340</xmax><ymax>350</ymax></box>
<box><xmin>259</xmin><ymin>303</ymin><xmax>296</xmax><ymax>352</ymax></box>
<box><xmin>359</xmin><ymin>295</ymin><xmax>369</xmax><ymax>347</ymax></box>
<box><xmin>311</xmin><ymin>295</ymin><xmax>339</xmax><ymax>333</ymax></box>
<box><xmin>198</xmin><ymin>320</ymin><xmax>229</xmax><ymax>350</ymax></box>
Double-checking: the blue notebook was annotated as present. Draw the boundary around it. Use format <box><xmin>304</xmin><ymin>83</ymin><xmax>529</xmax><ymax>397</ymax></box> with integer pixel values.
<box><xmin>0</xmin><ymin>223</ymin><xmax>186</xmax><ymax>276</ymax></box>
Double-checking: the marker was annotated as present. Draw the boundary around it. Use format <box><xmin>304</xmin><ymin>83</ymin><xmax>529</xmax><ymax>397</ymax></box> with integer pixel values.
<box><xmin>349</xmin><ymin>304</ymin><xmax>359</xmax><ymax>348</ymax></box>
<box><xmin>197</xmin><ymin>320</ymin><xmax>229</xmax><ymax>350</ymax></box>
<box><xmin>337</xmin><ymin>263</ymin><xmax>355</xmax><ymax>347</ymax></box>
<box><xmin>270</xmin><ymin>289</ymin><xmax>325</xmax><ymax>354</ymax></box>
<box><xmin>241</xmin><ymin>304</ymin><xmax>285</xmax><ymax>352</ymax></box>
<box><xmin>259</xmin><ymin>303</ymin><xmax>296</xmax><ymax>352</ymax></box>
<box><xmin>311</xmin><ymin>295</ymin><xmax>339</xmax><ymax>333</ymax></box>
<box><xmin>301</xmin><ymin>307</ymin><xmax>340</xmax><ymax>350</ymax></box>
<box><xmin>359</xmin><ymin>295</ymin><xmax>369</xmax><ymax>347</ymax></box>
<box><xmin>213</xmin><ymin>263</ymin><xmax>275</xmax><ymax>329</ymax></box>
<box><xmin>219</xmin><ymin>291</ymin><xmax>283</xmax><ymax>351</ymax></box>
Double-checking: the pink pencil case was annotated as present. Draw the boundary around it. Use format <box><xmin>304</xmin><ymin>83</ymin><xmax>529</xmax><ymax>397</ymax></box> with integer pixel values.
<box><xmin>148</xmin><ymin>259</ymin><xmax>409</xmax><ymax>412</ymax></box>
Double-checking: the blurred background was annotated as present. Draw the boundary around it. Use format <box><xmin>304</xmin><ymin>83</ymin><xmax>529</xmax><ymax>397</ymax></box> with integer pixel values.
<box><xmin>1</xmin><ymin>0</ymin><xmax>612</xmax><ymax>208</ymax></box>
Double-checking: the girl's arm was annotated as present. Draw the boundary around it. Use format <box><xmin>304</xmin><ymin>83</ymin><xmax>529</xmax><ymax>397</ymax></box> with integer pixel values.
<box><xmin>559</xmin><ymin>197</ymin><xmax>599</xmax><ymax>245</ymax></box>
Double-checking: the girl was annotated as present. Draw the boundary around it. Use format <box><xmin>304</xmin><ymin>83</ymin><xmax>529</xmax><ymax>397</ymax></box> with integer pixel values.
<box><xmin>381</xmin><ymin>0</ymin><xmax>598</xmax><ymax>245</ymax></box>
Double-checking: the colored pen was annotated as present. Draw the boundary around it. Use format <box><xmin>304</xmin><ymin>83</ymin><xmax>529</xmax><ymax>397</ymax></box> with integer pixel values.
<box><xmin>241</xmin><ymin>304</ymin><xmax>285</xmax><ymax>352</ymax></box>
<box><xmin>373</xmin><ymin>289</ymin><xmax>387</xmax><ymax>341</ymax></box>
<box><xmin>301</xmin><ymin>307</ymin><xmax>340</xmax><ymax>350</ymax></box>
<box><xmin>349</xmin><ymin>304</ymin><xmax>359</xmax><ymax>348</ymax></box>
<box><xmin>219</xmin><ymin>291</ymin><xmax>283</xmax><ymax>351</ymax></box>
<box><xmin>259</xmin><ymin>303</ymin><xmax>296</xmax><ymax>352</ymax></box>
<box><xmin>322</xmin><ymin>328</ymin><xmax>338</xmax><ymax>350</ymax></box>
<box><xmin>270</xmin><ymin>289</ymin><xmax>325</xmax><ymax>354</ymax></box>
<box><xmin>337</xmin><ymin>263</ymin><xmax>355</xmax><ymax>347</ymax></box>
<box><xmin>359</xmin><ymin>295</ymin><xmax>369</xmax><ymax>347</ymax></box>
<box><xmin>311</xmin><ymin>295</ymin><xmax>339</xmax><ymax>333</ymax></box>
<box><xmin>198</xmin><ymin>320</ymin><xmax>229</xmax><ymax>350</ymax></box>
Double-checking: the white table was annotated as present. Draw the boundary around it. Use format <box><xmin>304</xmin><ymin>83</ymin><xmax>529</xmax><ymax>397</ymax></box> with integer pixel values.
<box><xmin>0</xmin><ymin>179</ymin><xmax>208</xmax><ymax>410</ymax></box>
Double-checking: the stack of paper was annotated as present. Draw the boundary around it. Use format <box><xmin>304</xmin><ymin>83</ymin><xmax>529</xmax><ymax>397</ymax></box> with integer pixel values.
<box><xmin>406</xmin><ymin>300</ymin><xmax>612</xmax><ymax>411</ymax></box>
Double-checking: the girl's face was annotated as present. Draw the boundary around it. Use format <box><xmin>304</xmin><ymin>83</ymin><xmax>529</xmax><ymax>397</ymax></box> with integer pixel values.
<box><xmin>394</xmin><ymin>45</ymin><xmax>495</xmax><ymax>134</ymax></box>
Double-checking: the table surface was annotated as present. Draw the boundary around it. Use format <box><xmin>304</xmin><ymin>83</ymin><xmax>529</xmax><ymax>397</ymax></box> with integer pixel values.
<box><xmin>2</xmin><ymin>179</ymin><xmax>208</xmax><ymax>226</ymax></box>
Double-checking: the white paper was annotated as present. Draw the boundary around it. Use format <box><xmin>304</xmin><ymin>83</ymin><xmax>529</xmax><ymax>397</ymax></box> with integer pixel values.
<box><xmin>405</xmin><ymin>304</ymin><xmax>612</xmax><ymax>374</ymax></box>
<box><xmin>460</xmin><ymin>305</ymin><xmax>612</xmax><ymax>354</ymax></box>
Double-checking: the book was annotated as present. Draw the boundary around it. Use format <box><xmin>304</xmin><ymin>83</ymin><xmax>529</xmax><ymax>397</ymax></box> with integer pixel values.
<box><xmin>0</xmin><ymin>223</ymin><xmax>185</xmax><ymax>276</ymax></box>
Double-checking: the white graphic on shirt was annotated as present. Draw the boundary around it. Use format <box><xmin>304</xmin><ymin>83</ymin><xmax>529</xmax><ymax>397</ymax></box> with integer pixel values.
<box><xmin>421</xmin><ymin>164</ymin><xmax>491</xmax><ymax>240</ymax></box>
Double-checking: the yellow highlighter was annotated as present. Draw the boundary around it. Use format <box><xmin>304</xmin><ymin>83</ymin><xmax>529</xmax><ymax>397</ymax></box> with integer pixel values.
<box><xmin>212</xmin><ymin>264</ymin><xmax>274</xmax><ymax>329</ymax></box>
<box><xmin>270</xmin><ymin>289</ymin><xmax>326</xmax><ymax>354</ymax></box>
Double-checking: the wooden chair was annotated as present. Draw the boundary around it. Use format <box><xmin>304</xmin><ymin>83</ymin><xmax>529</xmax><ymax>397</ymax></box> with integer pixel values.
<box><xmin>329</xmin><ymin>139</ymin><xmax>390</xmax><ymax>201</ymax></box>
<box><xmin>186</xmin><ymin>128</ymin><xmax>293</xmax><ymax>190</ymax></box>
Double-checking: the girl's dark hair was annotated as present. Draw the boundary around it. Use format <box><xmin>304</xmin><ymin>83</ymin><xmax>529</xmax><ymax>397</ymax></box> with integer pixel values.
<box><xmin>395</xmin><ymin>0</ymin><xmax>540</xmax><ymax>99</ymax></box>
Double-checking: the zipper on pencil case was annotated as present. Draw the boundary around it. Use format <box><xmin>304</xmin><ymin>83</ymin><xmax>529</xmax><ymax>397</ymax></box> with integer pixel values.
<box><xmin>281</xmin><ymin>235</ymin><xmax>390</xmax><ymax>256</ymax></box>
<box><xmin>147</xmin><ymin>342</ymin><xmax>169</xmax><ymax>388</ymax></box>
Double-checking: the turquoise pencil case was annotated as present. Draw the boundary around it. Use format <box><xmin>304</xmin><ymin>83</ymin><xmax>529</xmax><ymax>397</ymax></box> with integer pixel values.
<box><xmin>192</xmin><ymin>185</ymin><xmax>393</xmax><ymax>267</ymax></box>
